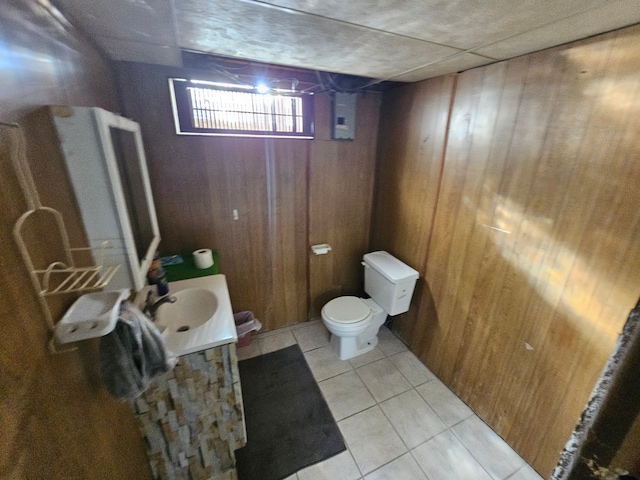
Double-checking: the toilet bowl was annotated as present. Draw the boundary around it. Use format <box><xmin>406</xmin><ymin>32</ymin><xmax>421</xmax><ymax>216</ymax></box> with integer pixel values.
<box><xmin>321</xmin><ymin>296</ymin><xmax>387</xmax><ymax>360</ymax></box>
<box><xmin>320</xmin><ymin>251</ymin><xmax>419</xmax><ymax>361</ymax></box>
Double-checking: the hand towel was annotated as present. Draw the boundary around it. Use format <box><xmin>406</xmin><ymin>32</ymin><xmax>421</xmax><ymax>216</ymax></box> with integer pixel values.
<box><xmin>100</xmin><ymin>301</ymin><xmax>177</xmax><ymax>400</ymax></box>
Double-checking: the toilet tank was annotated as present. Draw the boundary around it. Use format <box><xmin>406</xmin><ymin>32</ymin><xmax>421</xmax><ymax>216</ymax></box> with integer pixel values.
<box><xmin>363</xmin><ymin>251</ymin><xmax>419</xmax><ymax>316</ymax></box>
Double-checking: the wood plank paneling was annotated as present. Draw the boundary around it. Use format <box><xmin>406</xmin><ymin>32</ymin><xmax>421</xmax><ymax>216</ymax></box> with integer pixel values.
<box><xmin>0</xmin><ymin>1</ymin><xmax>151</xmax><ymax>478</ymax></box>
<box><xmin>308</xmin><ymin>92</ymin><xmax>381</xmax><ymax>317</ymax></box>
<box><xmin>114</xmin><ymin>63</ymin><xmax>290</xmax><ymax>330</ymax></box>
<box><xmin>114</xmin><ymin>62</ymin><xmax>381</xmax><ymax>328</ymax></box>
<box><xmin>372</xmin><ymin>24</ymin><xmax>640</xmax><ymax>477</ymax></box>
<box><xmin>370</xmin><ymin>75</ymin><xmax>454</xmax><ymax>345</ymax></box>
<box><xmin>267</xmin><ymin>140</ymin><xmax>309</xmax><ymax>325</ymax></box>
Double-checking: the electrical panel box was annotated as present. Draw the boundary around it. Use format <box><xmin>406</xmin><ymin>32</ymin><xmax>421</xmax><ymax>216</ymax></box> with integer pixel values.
<box><xmin>331</xmin><ymin>92</ymin><xmax>356</xmax><ymax>140</ymax></box>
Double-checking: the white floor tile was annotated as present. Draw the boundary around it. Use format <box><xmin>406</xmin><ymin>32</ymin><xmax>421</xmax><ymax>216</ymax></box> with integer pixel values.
<box><xmin>376</xmin><ymin>326</ymin><xmax>408</xmax><ymax>356</ymax></box>
<box><xmin>236</xmin><ymin>340</ymin><xmax>262</xmax><ymax>361</ymax></box>
<box><xmin>412</xmin><ymin>430</ymin><xmax>493</xmax><ymax>480</ymax></box>
<box><xmin>318</xmin><ymin>370</ymin><xmax>376</xmax><ymax>421</ymax></box>
<box><xmin>388</xmin><ymin>351</ymin><xmax>436</xmax><ymax>387</ymax></box>
<box><xmin>506</xmin><ymin>464</ymin><xmax>544</xmax><ymax>480</ymax></box>
<box><xmin>297</xmin><ymin>450</ymin><xmax>361</xmax><ymax>480</ymax></box>
<box><xmin>356</xmin><ymin>358</ymin><xmax>412</xmax><ymax>403</ymax></box>
<box><xmin>291</xmin><ymin>319</ymin><xmax>322</xmax><ymax>330</ymax></box>
<box><xmin>348</xmin><ymin>347</ymin><xmax>386</xmax><ymax>369</ymax></box>
<box><xmin>254</xmin><ymin>326</ymin><xmax>292</xmax><ymax>339</ymax></box>
<box><xmin>235</xmin><ymin>323</ymin><xmax>541</xmax><ymax>480</ymax></box>
<box><xmin>258</xmin><ymin>330</ymin><xmax>297</xmax><ymax>354</ymax></box>
<box><xmin>364</xmin><ymin>453</ymin><xmax>428</xmax><ymax>480</ymax></box>
<box><xmin>304</xmin><ymin>346</ymin><xmax>353</xmax><ymax>382</ymax></box>
<box><xmin>339</xmin><ymin>406</ymin><xmax>407</xmax><ymax>475</ymax></box>
<box><xmin>292</xmin><ymin>321</ymin><xmax>331</xmax><ymax>352</ymax></box>
<box><xmin>379</xmin><ymin>390</ymin><xmax>447</xmax><ymax>449</ymax></box>
<box><xmin>451</xmin><ymin>415</ymin><xmax>526</xmax><ymax>479</ymax></box>
<box><xmin>415</xmin><ymin>379</ymin><xmax>474</xmax><ymax>427</ymax></box>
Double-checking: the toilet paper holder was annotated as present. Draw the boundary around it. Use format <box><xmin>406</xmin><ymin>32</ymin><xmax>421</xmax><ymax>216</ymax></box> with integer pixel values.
<box><xmin>311</xmin><ymin>244</ymin><xmax>332</xmax><ymax>255</ymax></box>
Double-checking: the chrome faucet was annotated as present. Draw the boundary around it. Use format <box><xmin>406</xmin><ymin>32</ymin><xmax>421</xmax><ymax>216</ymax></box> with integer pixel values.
<box><xmin>144</xmin><ymin>290</ymin><xmax>177</xmax><ymax>318</ymax></box>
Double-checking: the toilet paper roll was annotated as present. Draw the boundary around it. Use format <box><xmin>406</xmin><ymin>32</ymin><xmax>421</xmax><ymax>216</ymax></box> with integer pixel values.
<box><xmin>193</xmin><ymin>249</ymin><xmax>214</xmax><ymax>269</ymax></box>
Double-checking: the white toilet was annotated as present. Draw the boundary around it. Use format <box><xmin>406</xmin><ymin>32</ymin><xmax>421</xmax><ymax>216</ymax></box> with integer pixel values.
<box><xmin>321</xmin><ymin>251</ymin><xmax>419</xmax><ymax>360</ymax></box>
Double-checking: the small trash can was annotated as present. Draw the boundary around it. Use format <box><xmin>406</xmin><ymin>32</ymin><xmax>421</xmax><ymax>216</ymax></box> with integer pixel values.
<box><xmin>234</xmin><ymin>311</ymin><xmax>262</xmax><ymax>348</ymax></box>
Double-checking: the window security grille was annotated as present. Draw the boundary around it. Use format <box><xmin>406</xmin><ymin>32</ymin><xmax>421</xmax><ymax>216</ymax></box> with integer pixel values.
<box><xmin>169</xmin><ymin>78</ymin><xmax>314</xmax><ymax>139</ymax></box>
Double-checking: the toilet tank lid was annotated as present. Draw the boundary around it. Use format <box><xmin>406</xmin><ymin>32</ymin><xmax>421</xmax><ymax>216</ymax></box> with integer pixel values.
<box><xmin>363</xmin><ymin>251</ymin><xmax>419</xmax><ymax>282</ymax></box>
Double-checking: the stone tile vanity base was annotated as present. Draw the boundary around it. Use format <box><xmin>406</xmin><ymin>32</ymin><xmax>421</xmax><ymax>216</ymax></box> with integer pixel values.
<box><xmin>131</xmin><ymin>343</ymin><xmax>246</xmax><ymax>480</ymax></box>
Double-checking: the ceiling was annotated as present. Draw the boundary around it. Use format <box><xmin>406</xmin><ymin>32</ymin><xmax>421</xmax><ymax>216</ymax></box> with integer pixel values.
<box><xmin>52</xmin><ymin>0</ymin><xmax>640</xmax><ymax>83</ymax></box>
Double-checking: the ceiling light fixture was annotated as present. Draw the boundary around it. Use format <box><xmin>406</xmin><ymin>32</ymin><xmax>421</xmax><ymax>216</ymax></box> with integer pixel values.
<box><xmin>255</xmin><ymin>83</ymin><xmax>270</xmax><ymax>94</ymax></box>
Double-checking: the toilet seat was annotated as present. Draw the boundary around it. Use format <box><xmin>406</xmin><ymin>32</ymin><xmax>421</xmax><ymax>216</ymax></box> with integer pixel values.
<box><xmin>322</xmin><ymin>296</ymin><xmax>371</xmax><ymax>324</ymax></box>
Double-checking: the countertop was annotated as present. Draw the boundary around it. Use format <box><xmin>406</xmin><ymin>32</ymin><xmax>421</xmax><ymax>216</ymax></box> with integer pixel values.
<box><xmin>163</xmin><ymin>251</ymin><xmax>220</xmax><ymax>282</ymax></box>
<box><xmin>137</xmin><ymin>274</ymin><xmax>237</xmax><ymax>356</ymax></box>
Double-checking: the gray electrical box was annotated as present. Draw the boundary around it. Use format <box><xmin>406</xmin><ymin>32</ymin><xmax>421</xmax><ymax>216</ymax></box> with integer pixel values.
<box><xmin>332</xmin><ymin>92</ymin><xmax>356</xmax><ymax>140</ymax></box>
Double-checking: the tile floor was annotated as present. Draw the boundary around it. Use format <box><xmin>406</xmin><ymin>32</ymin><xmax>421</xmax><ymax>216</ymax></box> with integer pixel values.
<box><xmin>237</xmin><ymin>320</ymin><xmax>544</xmax><ymax>480</ymax></box>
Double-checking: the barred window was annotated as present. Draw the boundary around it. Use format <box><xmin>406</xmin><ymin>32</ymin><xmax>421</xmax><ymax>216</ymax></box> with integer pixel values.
<box><xmin>169</xmin><ymin>78</ymin><xmax>314</xmax><ymax>139</ymax></box>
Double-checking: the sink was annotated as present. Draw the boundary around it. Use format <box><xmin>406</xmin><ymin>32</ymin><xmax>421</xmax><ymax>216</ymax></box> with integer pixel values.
<box><xmin>138</xmin><ymin>274</ymin><xmax>237</xmax><ymax>356</ymax></box>
<box><xmin>156</xmin><ymin>288</ymin><xmax>218</xmax><ymax>332</ymax></box>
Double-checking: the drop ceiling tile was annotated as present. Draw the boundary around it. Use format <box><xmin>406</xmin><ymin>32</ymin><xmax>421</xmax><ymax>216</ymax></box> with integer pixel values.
<box><xmin>258</xmin><ymin>0</ymin><xmax>612</xmax><ymax>49</ymax></box>
<box><xmin>51</xmin><ymin>0</ymin><xmax>640</xmax><ymax>82</ymax></box>
<box><xmin>475</xmin><ymin>0</ymin><xmax>640</xmax><ymax>60</ymax></box>
<box><xmin>54</xmin><ymin>0</ymin><xmax>177</xmax><ymax>45</ymax></box>
<box><xmin>174</xmin><ymin>0</ymin><xmax>462</xmax><ymax>80</ymax></box>
<box><xmin>390</xmin><ymin>52</ymin><xmax>495</xmax><ymax>82</ymax></box>
<box><xmin>95</xmin><ymin>36</ymin><xmax>182</xmax><ymax>66</ymax></box>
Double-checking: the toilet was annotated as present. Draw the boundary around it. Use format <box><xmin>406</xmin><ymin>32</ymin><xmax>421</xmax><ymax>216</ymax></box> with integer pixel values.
<box><xmin>321</xmin><ymin>251</ymin><xmax>419</xmax><ymax>360</ymax></box>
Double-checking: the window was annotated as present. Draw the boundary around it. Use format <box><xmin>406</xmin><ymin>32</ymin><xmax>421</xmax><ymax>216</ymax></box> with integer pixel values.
<box><xmin>169</xmin><ymin>78</ymin><xmax>314</xmax><ymax>139</ymax></box>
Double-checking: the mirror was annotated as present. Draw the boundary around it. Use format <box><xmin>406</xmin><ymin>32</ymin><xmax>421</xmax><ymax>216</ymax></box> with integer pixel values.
<box><xmin>109</xmin><ymin>127</ymin><xmax>157</xmax><ymax>265</ymax></box>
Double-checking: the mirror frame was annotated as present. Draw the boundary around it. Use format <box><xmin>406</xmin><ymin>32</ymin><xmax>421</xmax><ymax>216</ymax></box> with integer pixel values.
<box><xmin>92</xmin><ymin>109</ymin><xmax>160</xmax><ymax>291</ymax></box>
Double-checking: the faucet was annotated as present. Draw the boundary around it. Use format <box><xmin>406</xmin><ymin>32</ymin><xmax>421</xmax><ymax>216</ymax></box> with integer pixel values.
<box><xmin>144</xmin><ymin>290</ymin><xmax>177</xmax><ymax>318</ymax></box>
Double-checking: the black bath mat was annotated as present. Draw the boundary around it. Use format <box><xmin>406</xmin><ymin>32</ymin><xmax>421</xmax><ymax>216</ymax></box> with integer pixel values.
<box><xmin>235</xmin><ymin>344</ymin><xmax>346</xmax><ymax>480</ymax></box>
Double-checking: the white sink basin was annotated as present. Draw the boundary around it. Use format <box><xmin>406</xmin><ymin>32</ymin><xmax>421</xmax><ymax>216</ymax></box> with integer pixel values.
<box><xmin>139</xmin><ymin>274</ymin><xmax>237</xmax><ymax>356</ymax></box>
<box><xmin>156</xmin><ymin>288</ymin><xmax>218</xmax><ymax>332</ymax></box>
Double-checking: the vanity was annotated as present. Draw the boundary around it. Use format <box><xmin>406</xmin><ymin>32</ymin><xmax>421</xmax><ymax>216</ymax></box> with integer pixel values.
<box><xmin>132</xmin><ymin>275</ymin><xmax>246</xmax><ymax>480</ymax></box>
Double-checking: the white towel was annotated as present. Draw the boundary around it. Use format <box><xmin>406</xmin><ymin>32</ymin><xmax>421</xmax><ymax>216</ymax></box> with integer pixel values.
<box><xmin>100</xmin><ymin>301</ymin><xmax>176</xmax><ymax>400</ymax></box>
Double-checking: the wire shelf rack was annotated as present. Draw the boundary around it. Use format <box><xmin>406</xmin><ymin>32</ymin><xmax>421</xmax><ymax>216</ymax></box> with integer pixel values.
<box><xmin>4</xmin><ymin>122</ymin><xmax>121</xmax><ymax>353</ymax></box>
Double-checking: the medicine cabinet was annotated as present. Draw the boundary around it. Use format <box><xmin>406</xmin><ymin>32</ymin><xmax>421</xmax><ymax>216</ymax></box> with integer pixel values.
<box><xmin>51</xmin><ymin>106</ymin><xmax>160</xmax><ymax>292</ymax></box>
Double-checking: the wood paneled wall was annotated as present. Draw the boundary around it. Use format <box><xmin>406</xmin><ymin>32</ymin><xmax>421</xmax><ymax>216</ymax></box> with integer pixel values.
<box><xmin>0</xmin><ymin>1</ymin><xmax>151</xmax><ymax>478</ymax></box>
<box><xmin>372</xmin><ymin>24</ymin><xmax>640</xmax><ymax>477</ymax></box>
<box><xmin>371</xmin><ymin>75</ymin><xmax>455</xmax><ymax>343</ymax></box>
<box><xmin>114</xmin><ymin>61</ymin><xmax>381</xmax><ymax>330</ymax></box>
<box><xmin>309</xmin><ymin>86</ymin><xmax>381</xmax><ymax>317</ymax></box>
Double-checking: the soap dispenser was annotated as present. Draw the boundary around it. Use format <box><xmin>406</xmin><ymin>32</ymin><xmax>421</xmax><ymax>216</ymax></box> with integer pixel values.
<box><xmin>147</xmin><ymin>253</ymin><xmax>169</xmax><ymax>297</ymax></box>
